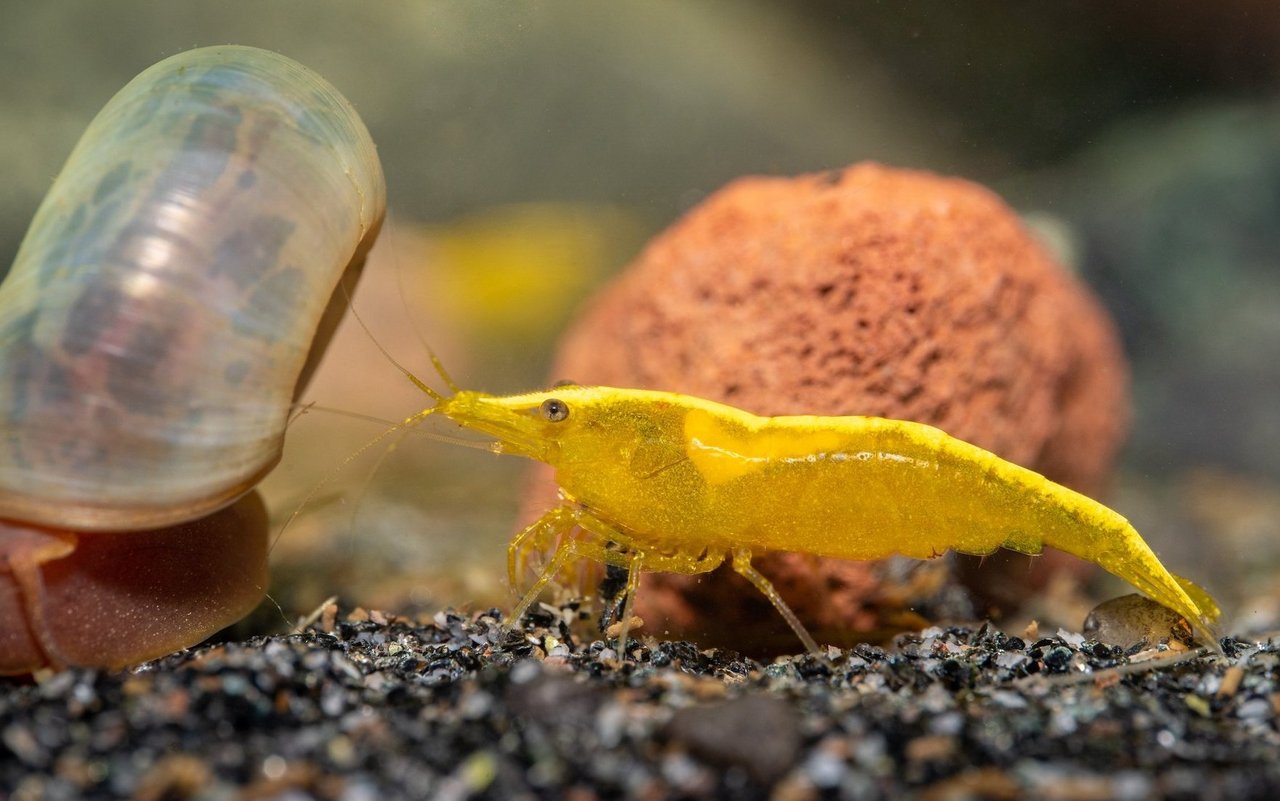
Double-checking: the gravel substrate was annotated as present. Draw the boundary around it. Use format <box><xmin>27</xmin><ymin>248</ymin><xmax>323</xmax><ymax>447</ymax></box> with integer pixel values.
<box><xmin>3</xmin><ymin>603</ymin><xmax>1279</xmax><ymax>801</ymax></box>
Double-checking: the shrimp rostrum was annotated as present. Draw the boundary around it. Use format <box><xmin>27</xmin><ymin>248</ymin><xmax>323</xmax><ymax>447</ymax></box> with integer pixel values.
<box><xmin>409</xmin><ymin>376</ymin><xmax>1221</xmax><ymax>655</ymax></box>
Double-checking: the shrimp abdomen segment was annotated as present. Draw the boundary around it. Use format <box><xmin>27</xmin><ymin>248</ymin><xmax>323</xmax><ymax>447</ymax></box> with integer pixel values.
<box><xmin>684</xmin><ymin>410</ymin><xmax>1036</xmax><ymax>559</ymax></box>
<box><xmin>683</xmin><ymin>409</ymin><xmax>1218</xmax><ymax>636</ymax></box>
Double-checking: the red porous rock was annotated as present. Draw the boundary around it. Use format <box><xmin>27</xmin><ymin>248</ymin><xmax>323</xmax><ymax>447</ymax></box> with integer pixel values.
<box><xmin>524</xmin><ymin>163</ymin><xmax>1131</xmax><ymax>650</ymax></box>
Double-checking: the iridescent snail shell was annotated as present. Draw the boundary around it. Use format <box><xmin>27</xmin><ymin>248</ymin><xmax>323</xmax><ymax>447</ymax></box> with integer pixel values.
<box><xmin>0</xmin><ymin>45</ymin><xmax>386</xmax><ymax>532</ymax></box>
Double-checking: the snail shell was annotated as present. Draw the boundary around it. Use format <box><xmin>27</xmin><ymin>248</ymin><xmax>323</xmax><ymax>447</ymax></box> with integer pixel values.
<box><xmin>0</xmin><ymin>45</ymin><xmax>385</xmax><ymax>532</ymax></box>
<box><xmin>0</xmin><ymin>46</ymin><xmax>385</xmax><ymax>672</ymax></box>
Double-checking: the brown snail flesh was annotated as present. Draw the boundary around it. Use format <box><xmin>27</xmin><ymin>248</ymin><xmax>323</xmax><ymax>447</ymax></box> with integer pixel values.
<box><xmin>0</xmin><ymin>46</ymin><xmax>386</xmax><ymax>673</ymax></box>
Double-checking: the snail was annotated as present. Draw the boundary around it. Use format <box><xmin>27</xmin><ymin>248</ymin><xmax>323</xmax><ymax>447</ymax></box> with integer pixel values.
<box><xmin>0</xmin><ymin>46</ymin><xmax>386</xmax><ymax>674</ymax></box>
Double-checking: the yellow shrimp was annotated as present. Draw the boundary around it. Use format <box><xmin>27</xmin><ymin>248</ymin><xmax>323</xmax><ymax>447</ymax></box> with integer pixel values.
<box><xmin>403</xmin><ymin>371</ymin><xmax>1220</xmax><ymax>656</ymax></box>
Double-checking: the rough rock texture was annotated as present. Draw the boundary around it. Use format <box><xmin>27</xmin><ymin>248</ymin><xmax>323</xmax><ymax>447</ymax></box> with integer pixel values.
<box><xmin>525</xmin><ymin>163</ymin><xmax>1131</xmax><ymax>650</ymax></box>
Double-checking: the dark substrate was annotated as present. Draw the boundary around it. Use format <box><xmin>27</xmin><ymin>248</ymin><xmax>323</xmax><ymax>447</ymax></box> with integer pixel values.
<box><xmin>3</xmin><ymin>603</ymin><xmax>1280</xmax><ymax>801</ymax></box>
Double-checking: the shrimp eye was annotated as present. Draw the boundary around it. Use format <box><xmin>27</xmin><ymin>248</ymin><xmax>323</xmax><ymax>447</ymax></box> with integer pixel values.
<box><xmin>540</xmin><ymin>398</ymin><xmax>570</xmax><ymax>422</ymax></box>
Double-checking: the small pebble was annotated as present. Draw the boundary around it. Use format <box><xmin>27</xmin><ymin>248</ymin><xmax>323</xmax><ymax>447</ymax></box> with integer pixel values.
<box><xmin>1084</xmin><ymin>594</ymin><xmax>1190</xmax><ymax>647</ymax></box>
<box><xmin>1237</xmin><ymin>698</ymin><xmax>1273</xmax><ymax>719</ymax></box>
<box><xmin>665</xmin><ymin>695</ymin><xmax>800</xmax><ymax>785</ymax></box>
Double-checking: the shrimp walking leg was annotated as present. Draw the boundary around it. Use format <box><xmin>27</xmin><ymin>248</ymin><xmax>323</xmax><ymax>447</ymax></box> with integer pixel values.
<box><xmin>503</xmin><ymin>517</ymin><xmax>581</xmax><ymax>635</ymax></box>
<box><xmin>507</xmin><ymin>507</ymin><xmax>576</xmax><ymax>590</ymax></box>
<box><xmin>614</xmin><ymin>551</ymin><xmax>646</xmax><ymax>656</ymax></box>
<box><xmin>561</xmin><ymin>507</ymin><xmax>729</xmax><ymax>653</ymax></box>
<box><xmin>731</xmin><ymin>549</ymin><xmax>821</xmax><ymax>655</ymax></box>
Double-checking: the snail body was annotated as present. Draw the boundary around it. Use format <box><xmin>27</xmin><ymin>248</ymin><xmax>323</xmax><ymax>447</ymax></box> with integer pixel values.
<box><xmin>0</xmin><ymin>46</ymin><xmax>386</xmax><ymax>673</ymax></box>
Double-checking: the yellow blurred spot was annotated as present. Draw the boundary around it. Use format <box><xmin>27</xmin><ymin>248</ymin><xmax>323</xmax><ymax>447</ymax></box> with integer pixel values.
<box><xmin>429</xmin><ymin>203</ymin><xmax>646</xmax><ymax>344</ymax></box>
<box><xmin>459</xmin><ymin>750</ymin><xmax>498</xmax><ymax>791</ymax></box>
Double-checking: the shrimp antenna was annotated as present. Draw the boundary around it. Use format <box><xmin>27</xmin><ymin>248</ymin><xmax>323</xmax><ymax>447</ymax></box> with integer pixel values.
<box><xmin>385</xmin><ymin>224</ymin><xmax>463</xmax><ymax>395</ymax></box>
<box><xmin>337</xmin><ymin>273</ymin><xmax>448</xmax><ymax>403</ymax></box>
<box><xmin>287</xmin><ymin>401</ymin><xmax>496</xmax><ymax>451</ymax></box>
<box><xmin>287</xmin><ymin>401</ymin><xmax>399</xmax><ymax>429</ymax></box>
<box><xmin>270</xmin><ymin>406</ymin><xmax>436</xmax><ymax>556</ymax></box>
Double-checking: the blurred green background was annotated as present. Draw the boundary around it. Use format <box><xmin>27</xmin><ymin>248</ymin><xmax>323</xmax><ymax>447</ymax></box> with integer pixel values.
<box><xmin>3</xmin><ymin>1</ymin><xmax>1278</xmax><ymax>626</ymax></box>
